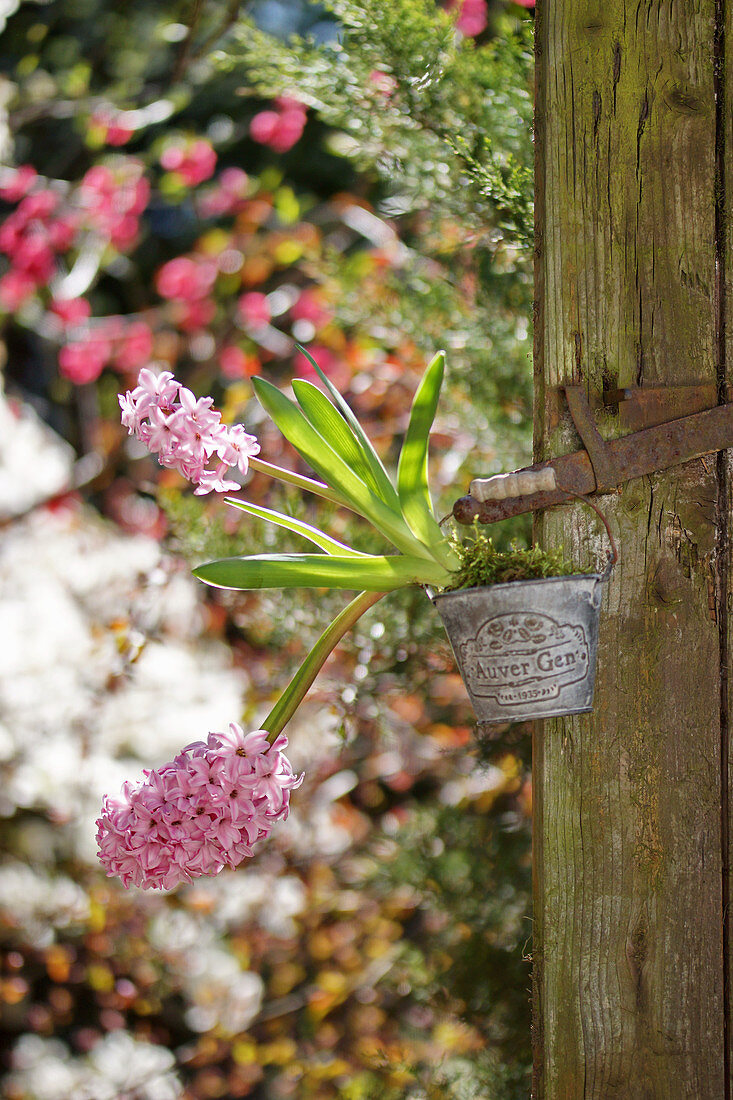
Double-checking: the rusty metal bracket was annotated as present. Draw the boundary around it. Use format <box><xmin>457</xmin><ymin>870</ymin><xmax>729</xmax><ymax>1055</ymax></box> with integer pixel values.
<box><xmin>454</xmin><ymin>385</ymin><xmax>733</xmax><ymax>526</ymax></box>
<box><xmin>564</xmin><ymin>385</ymin><xmax>620</xmax><ymax>492</ymax></box>
<box><xmin>603</xmin><ymin>383</ymin><xmax>733</xmax><ymax>431</ymax></box>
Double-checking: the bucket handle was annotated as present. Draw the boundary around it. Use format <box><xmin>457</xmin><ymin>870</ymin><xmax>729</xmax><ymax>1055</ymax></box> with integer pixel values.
<box><xmin>451</xmin><ymin>467</ymin><xmax>618</xmax><ymax>581</ymax></box>
<box><xmin>555</xmin><ymin>482</ymin><xmax>618</xmax><ymax>582</ymax></box>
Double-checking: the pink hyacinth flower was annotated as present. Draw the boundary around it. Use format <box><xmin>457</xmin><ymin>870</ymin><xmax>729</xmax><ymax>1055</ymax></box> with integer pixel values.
<box><xmin>193</xmin><ymin>462</ymin><xmax>240</xmax><ymax>496</ymax></box>
<box><xmin>118</xmin><ymin>367</ymin><xmax>260</xmax><ymax>494</ymax></box>
<box><xmin>96</xmin><ymin>726</ymin><xmax>303</xmax><ymax>889</ymax></box>
<box><xmin>135</xmin><ymin>367</ymin><xmax>180</xmax><ymax>409</ymax></box>
<box><xmin>216</xmin><ymin>723</ymin><xmax>271</xmax><ymax>757</ymax></box>
<box><xmin>215</xmin><ymin>424</ymin><xmax>260</xmax><ymax>476</ymax></box>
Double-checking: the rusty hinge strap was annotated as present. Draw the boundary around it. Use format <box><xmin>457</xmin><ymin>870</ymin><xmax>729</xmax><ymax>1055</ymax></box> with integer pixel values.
<box><xmin>454</xmin><ymin>398</ymin><xmax>733</xmax><ymax>526</ymax></box>
<box><xmin>564</xmin><ymin>385</ymin><xmax>620</xmax><ymax>492</ymax></box>
<box><xmin>603</xmin><ymin>382</ymin><xmax>733</xmax><ymax>430</ymax></box>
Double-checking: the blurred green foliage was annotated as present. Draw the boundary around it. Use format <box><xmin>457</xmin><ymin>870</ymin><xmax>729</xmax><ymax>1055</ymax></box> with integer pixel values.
<box><xmin>222</xmin><ymin>0</ymin><xmax>535</xmax><ymax>434</ymax></box>
<box><xmin>222</xmin><ymin>0</ymin><xmax>533</xmax><ymax>241</ymax></box>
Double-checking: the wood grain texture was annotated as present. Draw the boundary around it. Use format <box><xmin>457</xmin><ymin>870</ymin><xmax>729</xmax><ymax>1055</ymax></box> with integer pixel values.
<box><xmin>533</xmin><ymin>1</ymin><xmax>726</xmax><ymax>1095</ymax></box>
<box><xmin>723</xmin><ymin>3</ymin><xmax>733</xmax><ymax>1090</ymax></box>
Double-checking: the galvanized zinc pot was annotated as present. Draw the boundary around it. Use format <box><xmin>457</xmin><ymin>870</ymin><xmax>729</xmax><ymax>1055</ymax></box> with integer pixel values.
<box><xmin>431</xmin><ymin>572</ymin><xmax>605</xmax><ymax>724</ymax></box>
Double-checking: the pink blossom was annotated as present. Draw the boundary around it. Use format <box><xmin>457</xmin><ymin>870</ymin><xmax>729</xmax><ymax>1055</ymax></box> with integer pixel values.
<box><xmin>197</xmin><ymin>190</ymin><xmax>233</xmax><ymax>219</ymax></box>
<box><xmin>125</xmin><ymin>174</ymin><xmax>150</xmax><ymax>217</ymax></box>
<box><xmin>88</xmin><ymin>108</ymin><xmax>136</xmax><ymax>146</ymax></box>
<box><xmin>12</xmin><ymin>234</ymin><xmax>56</xmax><ymax>283</ymax></box>
<box><xmin>250</xmin><ymin>99</ymin><xmax>307</xmax><ymax>153</ymax></box>
<box><xmin>114</xmin><ymin>320</ymin><xmax>154</xmax><ymax>371</ymax></box>
<box><xmin>160</xmin><ymin>139</ymin><xmax>217</xmax><ymax>186</ymax></box>
<box><xmin>79</xmin><ymin>160</ymin><xmax>149</xmax><ymax>248</ymax></box>
<box><xmin>220</xmin><ymin>167</ymin><xmax>249</xmax><ymax>196</ymax></box>
<box><xmin>275</xmin><ymin>96</ymin><xmax>303</xmax><ymax>113</ymax></box>
<box><xmin>0</xmin><ymin>188</ymin><xmax>66</xmax><ymax>294</ymax></box>
<box><xmin>193</xmin><ymin>462</ymin><xmax>240</xmax><ymax>496</ymax></box>
<box><xmin>80</xmin><ymin>163</ymin><xmax>148</xmax><ymax>217</ymax></box>
<box><xmin>144</xmin><ymin>404</ymin><xmax>177</xmax><ymax>453</ymax></box>
<box><xmin>176</xmin><ymin>296</ymin><xmax>216</xmax><ymax>333</ymax></box>
<box><xmin>238</xmin><ymin>290</ymin><xmax>271</xmax><ymax>329</ymax></box>
<box><xmin>135</xmin><ymin>366</ymin><xmax>180</xmax><ymax>408</ymax></box>
<box><xmin>0</xmin><ymin>270</ymin><xmax>35</xmax><ymax>311</ymax></box>
<box><xmin>0</xmin><ymin>165</ymin><xmax>38</xmax><ymax>202</ymax></box>
<box><xmin>181</xmin><ymin>140</ymin><xmax>217</xmax><ymax>185</ymax></box>
<box><xmin>0</xmin><ymin>218</ymin><xmax>21</xmax><ymax>254</ymax></box>
<box><xmin>119</xmin><ymin>390</ymin><xmax>146</xmax><ymax>434</ymax></box>
<box><xmin>79</xmin><ymin>165</ymin><xmax>115</xmax><ymax>206</ymax></box>
<box><xmin>156</xmin><ymin>257</ymin><xmax>198</xmax><ymax>301</ymax></box>
<box><xmin>253</xmin><ymin>755</ymin><xmax>295</xmax><ymax>811</ymax></box>
<box><xmin>159</xmin><ymin>145</ymin><xmax>186</xmax><ymax>172</ymax></box>
<box><xmin>172</xmin><ymin>387</ymin><xmax>221</xmax><ymax>437</ymax></box>
<box><xmin>47</xmin><ymin>213</ymin><xmax>80</xmax><ymax>253</ymax></box>
<box><xmin>368</xmin><ymin>70</ymin><xmax>398</xmax><ymax>97</ymax></box>
<box><xmin>217</xmin><ymin>723</ymin><xmax>270</xmax><ymax>757</ymax></box>
<box><xmin>118</xmin><ymin>367</ymin><xmax>259</xmax><ymax>493</ymax></box>
<box><xmin>453</xmin><ymin>0</ymin><xmax>488</xmax><ymax>36</ymax></box>
<box><xmin>96</xmin><ymin>725</ymin><xmax>302</xmax><ymax>889</ymax></box>
<box><xmin>198</xmin><ymin>168</ymin><xmax>250</xmax><ymax>217</ymax></box>
<box><xmin>184</xmin><ymin>752</ymin><xmax>222</xmax><ymax>792</ymax></box>
<box><xmin>109</xmin><ymin>214</ymin><xmax>140</xmax><ymax>250</ymax></box>
<box><xmin>59</xmin><ymin>336</ymin><xmax>111</xmax><ymax>384</ymax></box>
<box><xmin>290</xmin><ymin>288</ymin><xmax>332</xmax><ymax>328</ymax></box>
<box><xmin>272</xmin><ymin>110</ymin><xmax>307</xmax><ymax>153</ymax></box>
<box><xmin>51</xmin><ymin>298</ymin><xmax>92</xmax><ymax>327</ymax></box>
<box><xmin>215</xmin><ymin>423</ymin><xmax>260</xmax><ymax>476</ymax></box>
<box><xmin>106</xmin><ymin>121</ymin><xmax>135</xmax><ymax>146</ymax></box>
<box><xmin>156</xmin><ymin>257</ymin><xmax>216</xmax><ymax>302</ymax></box>
<box><xmin>18</xmin><ymin>189</ymin><xmax>58</xmax><ymax>221</ymax></box>
<box><xmin>249</xmin><ymin>110</ymin><xmax>280</xmax><ymax>146</ymax></box>
<box><xmin>219</xmin><ymin>345</ymin><xmax>258</xmax><ymax>379</ymax></box>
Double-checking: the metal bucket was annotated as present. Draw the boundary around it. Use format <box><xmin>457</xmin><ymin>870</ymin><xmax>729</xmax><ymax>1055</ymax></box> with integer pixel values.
<box><xmin>430</xmin><ymin>573</ymin><xmax>604</xmax><ymax>724</ymax></box>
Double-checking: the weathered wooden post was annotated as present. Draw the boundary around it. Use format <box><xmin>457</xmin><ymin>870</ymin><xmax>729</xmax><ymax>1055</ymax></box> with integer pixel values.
<box><xmin>532</xmin><ymin>1</ymin><xmax>729</xmax><ymax>1095</ymax></box>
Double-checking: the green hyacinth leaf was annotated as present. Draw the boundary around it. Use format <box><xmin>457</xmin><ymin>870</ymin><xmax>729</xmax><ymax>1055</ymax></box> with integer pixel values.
<box><xmin>251</xmin><ymin>375</ymin><xmax>434</xmax><ymax>560</ymax></box>
<box><xmin>294</xmin><ymin>344</ymin><xmax>398</xmax><ymax>507</ymax></box>
<box><xmin>225</xmin><ymin>498</ymin><xmax>367</xmax><ymax>556</ymax></box>
<box><xmin>396</xmin><ymin>351</ymin><xmax>457</xmax><ymax>566</ymax></box>
<box><xmin>192</xmin><ymin>552</ymin><xmax>450</xmax><ymax>592</ymax></box>
<box><xmin>292</xmin><ymin>378</ymin><xmax>400</xmax><ymax>509</ymax></box>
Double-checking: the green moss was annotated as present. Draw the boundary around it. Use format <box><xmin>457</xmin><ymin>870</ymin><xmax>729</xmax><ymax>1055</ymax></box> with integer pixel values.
<box><xmin>444</xmin><ymin>522</ymin><xmax>575</xmax><ymax>591</ymax></box>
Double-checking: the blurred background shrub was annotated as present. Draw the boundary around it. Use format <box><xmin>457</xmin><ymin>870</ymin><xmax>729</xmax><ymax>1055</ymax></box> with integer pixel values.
<box><xmin>0</xmin><ymin>0</ymin><xmax>536</xmax><ymax>1096</ymax></box>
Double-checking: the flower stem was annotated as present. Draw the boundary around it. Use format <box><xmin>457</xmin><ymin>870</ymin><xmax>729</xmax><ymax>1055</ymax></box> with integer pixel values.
<box><xmin>261</xmin><ymin>589</ymin><xmax>388</xmax><ymax>739</ymax></box>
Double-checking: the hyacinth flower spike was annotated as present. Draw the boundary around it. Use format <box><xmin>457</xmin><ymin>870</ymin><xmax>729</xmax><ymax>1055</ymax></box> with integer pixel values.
<box><xmin>96</xmin><ymin>721</ymin><xmax>304</xmax><ymax>890</ymax></box>
<box><xmin>102</xmin><ymin>348</ymin><xmax>458</xmax><ymax>888</ymax></box>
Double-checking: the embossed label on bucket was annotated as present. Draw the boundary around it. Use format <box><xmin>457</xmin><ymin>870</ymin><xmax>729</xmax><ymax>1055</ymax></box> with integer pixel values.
<box><xmin>459</xmin><ymin>612</ymin><xmax>589</xmax><ymax>707</ymax></box>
